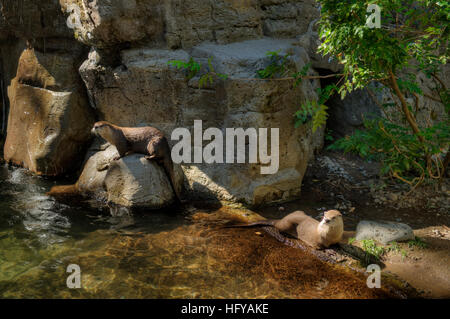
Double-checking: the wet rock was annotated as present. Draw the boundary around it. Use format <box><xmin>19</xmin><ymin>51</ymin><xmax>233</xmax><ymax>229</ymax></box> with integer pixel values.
<box><xmin>76</xmin><ymin>144</ymin><xmax>184</xmax><ymax>209</ymax></box>
<box><xmin>356</xmin><ymin>220</ymin><xmax>415</xmax><ymax>245</ymax></box>
<box><xmin>3</xmin><ymin>49</ymin><xmax>94</xmax><ymax>176</ymax></box>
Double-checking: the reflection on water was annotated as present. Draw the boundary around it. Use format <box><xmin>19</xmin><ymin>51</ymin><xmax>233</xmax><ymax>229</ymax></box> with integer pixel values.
<box><xmin>0</xmin><ymin>165</ymin><xmax>397</xmax><ymax>299</ymax></box>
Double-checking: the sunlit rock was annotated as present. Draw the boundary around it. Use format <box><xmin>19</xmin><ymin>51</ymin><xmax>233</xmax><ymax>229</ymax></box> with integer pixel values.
<box><xmin>3</xmin><ymin>49</ymin><xmax>94</xmax><ymax>176</ymax></box>
<box><xmin>356</xmin><ymin>220</ymin><xmax>415</xmax><ymax>245</ymax></box>
<box><xmin>76</xmin><ymin>144</ymin><xmax>184</xmax><ymax>209</ymax></box>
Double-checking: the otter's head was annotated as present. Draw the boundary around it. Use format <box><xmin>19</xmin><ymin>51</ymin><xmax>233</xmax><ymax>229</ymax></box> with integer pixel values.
<box><xmin>91</xmin><ymin>121</ymin><xmax>115</xmax><ymax>141</ymax></box>
<box><xmin>318</xmin><ymin>210</ymin><xmax>344</xmax><ymax>244</ymax></box>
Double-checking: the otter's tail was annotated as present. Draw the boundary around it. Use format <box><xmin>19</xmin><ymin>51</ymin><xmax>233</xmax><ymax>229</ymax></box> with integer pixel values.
<box><xmin>224</xmin><ymin>220</ymin><xmax>277</xmax><ymax>228</ymax></box>
<box><xmin>162</xmin><ymin>152</ymin><xmax>183</xmax><ymax>204</ymax></box>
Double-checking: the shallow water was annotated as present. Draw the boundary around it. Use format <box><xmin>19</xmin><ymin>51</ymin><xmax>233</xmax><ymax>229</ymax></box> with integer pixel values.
<box><xmin>0</xmin><ymin>165</ymin><xmax>398</xmax><ymax>299</ymax></box>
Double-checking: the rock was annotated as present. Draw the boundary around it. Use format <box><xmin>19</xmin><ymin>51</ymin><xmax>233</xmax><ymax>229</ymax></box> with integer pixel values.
<box><xmin>326</xmin><ymin>87</ymin><xmax>383</xmax><ymax>138</ymax></box>
<box><xmin>3</xmin><ymin>48</ymin><xmax>94</xmax><ymax>176</ymax></box>
<box><xmin>324</xmin><ymin>69</ymin><xmax>449</xmax><ymax>139</ymax></box>
<box><xmin>59</xmin><ymin>0</ymin><xmax>165</xmax><ymax>48</ymax></box>
<box><xmin>76</xmin><ymin>144</ymin><xmax>184</xmax><ymax>209</ymax></box>
<box><xmin>387</xmin><ymin>193</ymin><xmax>399</xmax><ymax>201</ymax></box>
<box><xmin>79</xmin><ymin>38</ymin><xmax>324</xmax><ymax>205</ymax></box>
<box><xmin>0</xmin><ymin>0</ymin><xmax>72</xmax><ymax>40</ymax></box>
<box><xmin>297</xmin><ymin>27</ymin><xmax>342</xmax><ymax>73</ymax></box>
<box><xmin>60</xmin><ymin>0</ymin><xmax>319</xmax><ymax>49</ymax></box>
<box><xmin>356</xmin><ymin>220</ymin><xmax>415</xmax><ymax>245</ymax></box>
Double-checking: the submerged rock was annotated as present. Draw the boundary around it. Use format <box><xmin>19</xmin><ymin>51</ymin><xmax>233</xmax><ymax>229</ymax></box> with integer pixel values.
<box><xmin>356</xmin><ymin>220</ymin><xmax>415</xmax><ymax>244</ymax></box>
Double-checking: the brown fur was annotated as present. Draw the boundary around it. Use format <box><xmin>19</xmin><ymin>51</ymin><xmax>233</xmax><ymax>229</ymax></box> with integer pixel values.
<box><xmin>232</xmin><ymin>210</ymin><xmax>344</xmax><ymax>249</ymax></box>
<box><xmin>92</xmin><ymin>121</ymin><xmax>182</xmax><ymax>202</ymax></box>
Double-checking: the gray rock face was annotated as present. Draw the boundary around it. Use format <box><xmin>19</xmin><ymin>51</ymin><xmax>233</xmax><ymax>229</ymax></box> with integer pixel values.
<box><xmin>79</xmin><ymin>38</ymin><xmax>324</xmax><ymax>205</ymax></box>
<box><xmin>76</xmin><ymin>144</ymin><xmax>184</xmax><ymax>209</ymax></box>
<box><xmin>60</xmin><ymin>0</ymin><xmax>319</xmax><ymax>48</ymax></box>
<box><xmin>0</xmin><ymin>0</ymin><xmax>72</xmax><ymax>40</ymax></box>
<box><xmin>356</xmin><ymin>220</ymin><xmax>415</xmax><ymax>244</ymax></box>
<box><xmin>318</xmin><ymin>70</ymin><xmax>448</xmax><ymax>139</ymax></box>
<box><xmin>327</xmin><ymin>88</ymin><xmax>382</xmax><ymax>138</ymax></box>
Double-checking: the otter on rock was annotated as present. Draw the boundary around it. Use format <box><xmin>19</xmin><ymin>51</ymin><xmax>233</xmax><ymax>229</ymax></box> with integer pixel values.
<box><xmin>233</xmin><ymin>210</ymin><xmax>344</xmax><ymax>249</ymax></box>
<box><xmin>91</xmin><ymin>121</ymin><xmax>182</xmax><ymax>202</ymax></box>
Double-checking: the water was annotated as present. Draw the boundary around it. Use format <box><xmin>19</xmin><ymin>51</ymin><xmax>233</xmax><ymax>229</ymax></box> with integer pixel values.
<box><xmin>0</xmin><ymin>165</ymin><xmax>399</xmax><ymax>299</ymax></box>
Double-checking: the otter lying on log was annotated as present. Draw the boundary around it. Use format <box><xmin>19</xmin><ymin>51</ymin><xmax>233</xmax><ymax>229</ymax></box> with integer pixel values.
<box><xmin>91</xmin><ymin>121</ymin><xmax>182</xmax><ymax>203</ymax></box>
<box><xmin>230</xmin><ymin>210</ymin><xmax>344</xmax><ymax>250</ymax></box>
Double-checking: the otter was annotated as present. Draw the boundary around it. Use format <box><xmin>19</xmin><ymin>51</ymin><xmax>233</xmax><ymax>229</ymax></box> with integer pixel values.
<box><xmin>232</xmin><ymin>210</ymin><xmax>344</xmax><ymax>249</ymax></box>
<box><xmin>91</xmin><ymin>121</ymin><xmax>182</xmax><ymax>203</ymax></box>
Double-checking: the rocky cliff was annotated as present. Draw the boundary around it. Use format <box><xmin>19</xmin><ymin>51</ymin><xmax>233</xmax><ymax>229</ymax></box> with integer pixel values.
<box><xmin>0</xmin><ymin>0</ymin><xmax>446</xmax><ymax>208</ymax></box>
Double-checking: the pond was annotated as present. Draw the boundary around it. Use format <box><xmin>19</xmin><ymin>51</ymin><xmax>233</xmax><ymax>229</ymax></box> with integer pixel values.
<box><xmin>0</xmin><ymin>165</ymin><xmax>400</xmax><ymax>298</ymax></box>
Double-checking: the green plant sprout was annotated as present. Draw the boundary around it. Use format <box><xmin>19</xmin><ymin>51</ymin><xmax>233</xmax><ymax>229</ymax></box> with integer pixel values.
<box><xmin>168</xmin><ymin>57</ymin><xmax>228</xmax><ymax>88</ymax></box>
<box><xmin>408</xmin><ymin>237</ymin><xmax>428</xmax><ymax>249</ymax></box>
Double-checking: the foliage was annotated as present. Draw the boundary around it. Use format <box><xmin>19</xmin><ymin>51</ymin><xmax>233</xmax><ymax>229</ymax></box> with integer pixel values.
<box><xmin>294</xmin><ymin>82</ymin><xmax>338</xmax><ymax>133</ymax></box>
<box><xmin>387</xmin><ymin>241</ymin><xmax>408</xmax><ymax>258</ymax></box>
<box><xmin>329</xmin><ymin>117</ymin><xmax>450</xmax><ymax>183</ymax></box>
<box><xmin>325</xmin><ymin>129</ymin><xmax>334</xmax><ymax>142</ymax></box>
<box><xmin>361</xmin><ymin>239</ymin><xmax>386</xmax><ymax>262</ymax></box>
<box><xmin>317</xmin><ymin>0</ymin><xmax>449</xmax><ymax>95</ymax></box>
<box><xmin>256</xmin><ymin>50</ymin><xmax>291</xmax><ymax>79</ymax></box>
<box><xmin>292</xmin><ymin>63</ymin><xmax>312</xmax><ymax>88</ymax></box>
<box><xmin>168</xmin><ymin>57</ymin><xmax>228</xmax><ymax>88</ymax></box>
<box><xmin>317</xmin><ymin>0</ymin><xmax>450</xmax><ymax>187</ymax></box>
<box><xmin>168</xmin><ymin>58</ymin><xmax>201</xmax><ymax>80</ymax></box>
<box><xmin>408</xmin><ymin>236</ymin><xmax>428</xmax><ymax>249</ymax></box>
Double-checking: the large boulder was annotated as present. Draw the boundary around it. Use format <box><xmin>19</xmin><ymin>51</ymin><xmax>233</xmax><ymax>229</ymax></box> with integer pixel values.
<box><xmin>3</xmin><ymin>48</ymin><xmax>94</xmax><ymax>176</ymax></box>
<box><xmin>75</xmin><ymin>144</ymin><xmax>184</xmax><ymax>209</ymax></box>
<box><xmin>79</xmin><ymin>38</ymin><xmax>324</xmax><ymax>205</ymax></box>
<box><xmin>60</xmin><ymin>0</ymin><xmax>319</xmax><ymax>49</ymax></box>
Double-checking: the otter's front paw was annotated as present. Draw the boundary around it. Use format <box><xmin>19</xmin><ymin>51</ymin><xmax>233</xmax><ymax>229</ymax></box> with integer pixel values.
<box><xmin>113</xmin><ymin>155</ymin><xmax>122</xmax><ymax>161</ymax></box>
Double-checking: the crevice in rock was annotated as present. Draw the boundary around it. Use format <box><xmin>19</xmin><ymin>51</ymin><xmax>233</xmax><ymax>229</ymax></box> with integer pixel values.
<box><xmin>314</xmin><ymin>67</ymin><xmax>381</xmax><ymax>142</ymax></box>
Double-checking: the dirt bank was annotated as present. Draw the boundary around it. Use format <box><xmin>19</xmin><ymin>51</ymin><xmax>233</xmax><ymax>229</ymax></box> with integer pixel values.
<box><xmin>254</xmin><ymin>150</ymin><xmax>449</xmax><ymax>298</ymax></box>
